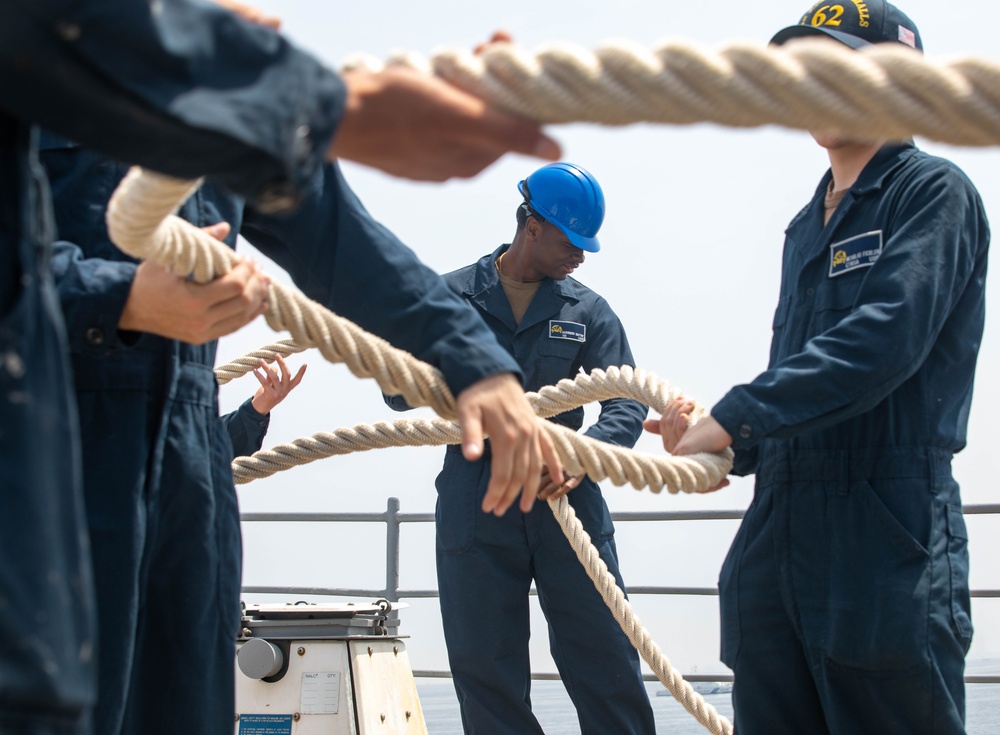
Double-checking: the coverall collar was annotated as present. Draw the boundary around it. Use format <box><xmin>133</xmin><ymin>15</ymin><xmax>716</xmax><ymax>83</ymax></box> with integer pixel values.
<box><xmin>467</xmin><ymin>244</ymin><xmax>582</xmax><ymax>334</ymax></box>
<box><xmin>816</xmin><ymin>141</ymin><xmax>919</xmax><ymax>200</ymax></box>
<box><xmin>791</xmin><ymin>141</ymin><xmax>919</xmax><ymax>239</ymax></box>
<box><xmin>849</xmin><ymin>141</ymin><xmax>919</xmax><ymax>194</ymax></box>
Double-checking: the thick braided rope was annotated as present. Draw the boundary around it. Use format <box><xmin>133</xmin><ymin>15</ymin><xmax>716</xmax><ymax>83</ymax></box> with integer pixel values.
<box><xmin>103</xmin><ymin>36</ymin><xmax>1000</xmax><ymax>734</ymax></box>
<box><xmin>548</xmin><ymin>494</ymin><xmax>732</xmax><ymax>735</ymax></box>
<box><xmin>344</xmin><ymin>38</ymin><xmax>1000</xmax><ymax>146</ymax></box>
<box><xmin>106</xmin><ymin>169</ymin><xmax>457</xmax><ymax>418</ymax></box>
<box><xmin>105</xmin><ymin>169</ymin><xmax>732</xmax><ymax>735</ymax></box>
<box><xmin>107</xmin><ymin>167</ymin><xmax>732</xmax><ymax>493</ymax></box>
<box><xmin>225</xmin><ymin>360</ymin><xmax>732</xmax><ymax>733</ymax></box>
<box><xmin>214</xmin><ymin>339</ymin><xmax>305</xmax><ymax>385</ymax></box>
<box><xmin>231</xmin><ymin>364</ymin><xmax>731</xmax><ymax>494</ymax></box>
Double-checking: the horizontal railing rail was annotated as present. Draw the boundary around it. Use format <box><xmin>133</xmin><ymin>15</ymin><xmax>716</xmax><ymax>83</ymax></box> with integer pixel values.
<box><xmin>242</xmin><ymin>499</ymin><xmax>1000</xmax><ymax>684</ymax></box>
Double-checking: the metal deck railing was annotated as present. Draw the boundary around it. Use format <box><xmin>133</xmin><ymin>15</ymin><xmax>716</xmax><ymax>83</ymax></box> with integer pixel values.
<box><xmin>241</xmin><ymin>499</ymin><xmax>1000</xmax><ymax>685</ymax></box>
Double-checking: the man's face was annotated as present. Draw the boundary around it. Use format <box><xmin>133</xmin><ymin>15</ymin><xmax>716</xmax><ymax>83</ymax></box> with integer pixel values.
<box><xmin>528</xmin><ymin>218</ymin><xmax>586</xmax><ymax>280</ymax></box>
<box><xmin>810</xmin><ymin>130</ymin><xmax>883</xmax><ymax>150</ymax></box>
<box><xmin>811</xmin><ymin>130</ymin><xmax>852</xmax><ymax>149</ymax></box>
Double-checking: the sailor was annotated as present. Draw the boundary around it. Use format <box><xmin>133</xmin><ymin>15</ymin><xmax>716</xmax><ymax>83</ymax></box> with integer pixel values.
<box><xmin>388</xmin><ymin>163</ymin><xmax>659</xmax><ymax>735</ymax></box>
<box><xmin>222</xmin><ymin>354</ymin><xmax>307</xmax><ymax>458</ymax></box>
<box><xmin>3</xmin><ymin>1</ymin><xmax>562</xmax><ymax>732</ymax></box>
<box><xmin>648</xmin><ymin>3</ymin><xmax>988</xmax><ymax>732</ymax></box>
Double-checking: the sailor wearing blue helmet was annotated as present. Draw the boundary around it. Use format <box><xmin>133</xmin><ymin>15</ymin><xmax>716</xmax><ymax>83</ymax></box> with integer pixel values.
<box><xmin>517</xmin><ymin>161</ymin><xmax>606</xmax><ymax>252</ymax></box>
<box><xmin>387</xmin><ymin>162</ymin><xmax>657</xmax><ymax>734</ymax></box>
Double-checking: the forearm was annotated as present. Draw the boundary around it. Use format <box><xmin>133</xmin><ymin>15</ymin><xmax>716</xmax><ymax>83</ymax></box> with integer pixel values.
<box><xmin>242</xmin><ymin>163</ymin><xmax>522</xmax><ymax>396</ymax></box>
<box><xmin>222</xmin><ymin>398</ymin><xmax>270</xmax><ymax>458</ymax></box>
<box><xmin>4</xmin><ymin>0</ymin><xmax>343</xmax><ymax>210</ymax></box>
<box><xmin>583</xmin><ymin>398</ymin><xmax>648</xmax><ymax>448</ymax></box>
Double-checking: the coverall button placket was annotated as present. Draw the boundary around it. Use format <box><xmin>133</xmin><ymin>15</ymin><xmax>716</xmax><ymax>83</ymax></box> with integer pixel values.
<box><xmin>85</xmin><ymin>326</ymin><xmax>105</xmax><ymax>346</ymax></box>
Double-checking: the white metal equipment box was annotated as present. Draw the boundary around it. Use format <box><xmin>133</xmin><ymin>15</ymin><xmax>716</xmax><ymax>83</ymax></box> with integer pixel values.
<box><xmin>234</xmin><ymin>601</ymin><xmax>427</xmax><ymax>735</ymax></box>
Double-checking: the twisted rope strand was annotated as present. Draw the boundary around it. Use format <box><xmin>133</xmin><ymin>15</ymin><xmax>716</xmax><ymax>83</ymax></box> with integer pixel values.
<box><xmin>107</xmin><ymin>174</ymin><xmax>733</xmax><ymax>735</ymax></box>
<box><xmin>346</xmin><ymin>39</ymin><xmax>1000</xmax><ymax>146</ymax></box>
<box><xmin>107</xmin><ymin>168</ymin><xmax>458</xmax><ymax>419</ymax></box>
<box><xmin>214</xmin><ymin>339</ymin><xmax>306</xmax><ymax>385</ymax></box>
<box><xmin>548</xmin><ymin>495</ymin><xmax>733</xmax><ymax>735</ymax></box>
<box><xmin>119</xmin><ymin>37</ymin><xmax>997</xmax><ymax>731</ymax></box>
<box><xmin>230</xmin><ymin>366</ymin><xmax>731</xmax><ymax>493</ymax></box>
<box><xmin>108</xmin><ymin>166</ymin><xmax>732</xmax><ymax>493</ymax></box>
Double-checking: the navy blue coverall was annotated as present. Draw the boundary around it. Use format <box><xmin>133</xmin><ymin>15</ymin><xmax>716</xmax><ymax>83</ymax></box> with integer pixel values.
<box><xmin>222</xmin><ymin>399</ymin><xmax>271</xmax><ymax>458</ymax></box>
<box><xmin>0</xmin><ymin>117</ymin><xmax>96</xmax><ymax>735</ymax></box>
<box><xmin>711</xmin><ymin>142</ymin><xmax>989</xmax><ymax>734</ymax></box>
<box><xmin>5</xmin><ymin>2</ymin><xmax>524</xmax><ymax>734</ymax></box>
<box><xmin>389</xmin><ymin>245</ymin><xmax>655</xmax><ymax>735</ymax></box>
<box><xmin>41</xmin><ymin>74</ymin><xmax>523</xmax><ymax>735</ymax></box>
<box><xmin>0</xmin><ymin>0</ymin><xmax>344</xmax><ymax>731</ymax></box>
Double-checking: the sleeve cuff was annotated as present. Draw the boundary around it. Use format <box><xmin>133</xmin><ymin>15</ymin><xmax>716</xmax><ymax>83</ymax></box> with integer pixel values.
<box><xmin>62</xmin><ymin>259</ymin><xmax>139</xmax><ymax>354</ymax></box>
<box><xmin>711</xmin><ymin>388</ymin><xmax>769</xmax><ymax>452</ymax></box>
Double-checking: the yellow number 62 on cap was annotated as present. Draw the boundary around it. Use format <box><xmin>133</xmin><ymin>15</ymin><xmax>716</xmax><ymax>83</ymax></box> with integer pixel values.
<box><xmin>810</xmin><ymin>4</ymin><xmax>844</xmax><ymax>27</ymax></box>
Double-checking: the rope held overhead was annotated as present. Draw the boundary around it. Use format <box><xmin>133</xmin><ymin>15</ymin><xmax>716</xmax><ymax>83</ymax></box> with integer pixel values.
<box><xmin>345</xmin><ymin>38</ymin><xmax>1000</xmax><ymax>146</ymax></box>
<box><xmin>104</xmin><ymin>34</ymin><xmax>1000</xmax><ymax>733</ymax></box>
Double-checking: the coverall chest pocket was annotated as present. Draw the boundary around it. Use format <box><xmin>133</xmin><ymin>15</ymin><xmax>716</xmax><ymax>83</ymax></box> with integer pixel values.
<box><xmin>810</xmin><ymin>269</ymin><xmax>865</xmax><ymax>333</ymax></box>
<box><xmin>534</xmin><ymin>337</ymin><xmax>583</xmax><ymax>390</ymax></box>
<box><xmin>768</xmin><ymin>295</ymin><xmax>791</xmax><ymax>362</ymax></box>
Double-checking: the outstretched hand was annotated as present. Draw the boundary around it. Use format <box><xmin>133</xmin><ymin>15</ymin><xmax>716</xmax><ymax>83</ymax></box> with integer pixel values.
<box><xmin>456</xmin><ymin>374</ymin><xmax>564</xmax><ymax>516</ymax></box>
<box><xmin>332</xmin><ymin>67</ymin><xmax>560</xmax><ymax>181</ymax></box>
<box><xmin>250</xmin><ymin>354</ymin><xmax>306</xmax><ymax>414</ymax></box>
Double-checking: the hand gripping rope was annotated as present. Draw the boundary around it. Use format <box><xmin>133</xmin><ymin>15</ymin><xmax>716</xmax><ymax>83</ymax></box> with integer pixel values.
<box><xmin>107</xmin><ymin>167</ymin><xmax>734</xmax><ymax>734</ymax></box>
<box><xmin>107</xmin><ymin>35</ymin><xmax>1000</xmax><ymax>735</ymax></box>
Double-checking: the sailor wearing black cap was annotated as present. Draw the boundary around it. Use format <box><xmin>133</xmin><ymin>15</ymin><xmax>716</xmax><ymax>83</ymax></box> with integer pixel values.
<box><xmin>647</xmin><ymin>3</ymin><xmax>988</xmax><ymax>733</ymax></box>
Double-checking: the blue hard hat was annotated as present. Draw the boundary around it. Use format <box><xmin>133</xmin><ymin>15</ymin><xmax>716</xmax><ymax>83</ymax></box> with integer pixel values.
<box><xmin>517</xmin><ymin>162</ymin><xmax>605</xmax><ymax>253</ymax></box>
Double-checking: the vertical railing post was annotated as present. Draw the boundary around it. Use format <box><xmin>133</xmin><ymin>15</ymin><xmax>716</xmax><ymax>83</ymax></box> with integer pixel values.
<box><xmin>385</xmin><ymin>497</ymin><xmax>401</xmax><ymax>602</ymax></box>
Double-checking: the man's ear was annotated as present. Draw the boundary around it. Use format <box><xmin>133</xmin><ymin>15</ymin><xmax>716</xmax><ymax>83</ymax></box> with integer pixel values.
<box><xmin>525</xmin><ymin>216</ymin><xmax>543</xmax><ymax>242</ymax></box>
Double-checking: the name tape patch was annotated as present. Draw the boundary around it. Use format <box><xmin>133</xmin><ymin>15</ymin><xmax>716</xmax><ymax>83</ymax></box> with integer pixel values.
<box><xmin>238</xmin><ymin>714</ymin><xmax>293</xmax><ymax>735</ymax></box>
<box><xmin>829</xmin><ymin>230</ymin><xmax>883</xmax><ymax>278</ymax></box>
<box><xmin>549</xmin><ymin>320</ymin><xmax>586</xmax><ymax>342</ymax></box>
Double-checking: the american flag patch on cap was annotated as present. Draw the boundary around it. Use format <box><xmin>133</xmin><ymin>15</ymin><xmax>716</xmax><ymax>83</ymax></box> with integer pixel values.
<box><xmin>898</xmin><ymin>25</ymin><xmax>917</xmax><ymax>48</ymax></box>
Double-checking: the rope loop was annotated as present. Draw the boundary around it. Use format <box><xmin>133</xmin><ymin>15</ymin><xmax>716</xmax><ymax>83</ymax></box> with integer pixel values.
<box><xmin>106</xmin><ymin>165</ymin><xmax>734</xmax><ymax>733</ymax></box>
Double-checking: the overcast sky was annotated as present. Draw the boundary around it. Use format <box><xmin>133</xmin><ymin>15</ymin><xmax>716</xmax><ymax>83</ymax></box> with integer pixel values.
<box><xmin>218</xmin><ymin>0</ymin><xmax>1000</xmax><ymax>677</ymax></box>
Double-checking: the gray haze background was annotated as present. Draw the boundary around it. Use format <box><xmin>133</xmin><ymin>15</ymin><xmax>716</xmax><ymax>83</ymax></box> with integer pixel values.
<box><xmin>218</xmin><ymin>0</ymin><xmax>1000</xmax><ymax>682</ymax></box>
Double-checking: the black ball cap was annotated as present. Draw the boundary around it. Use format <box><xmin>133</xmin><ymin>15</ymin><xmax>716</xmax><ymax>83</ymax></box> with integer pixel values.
<box><xmin>770</xmin><ymin>0</ymin><xmax>923</xmax><ymax>52</ymax></box>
